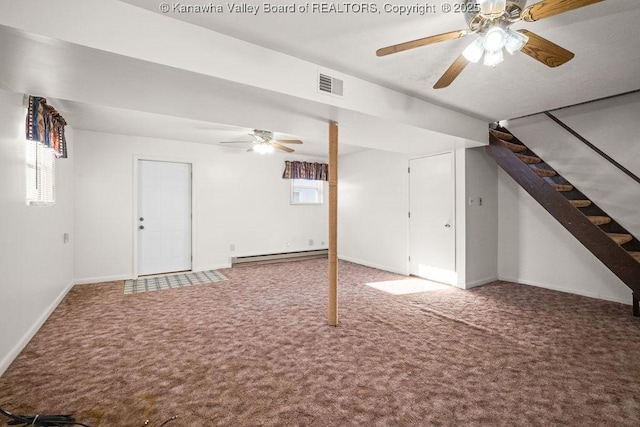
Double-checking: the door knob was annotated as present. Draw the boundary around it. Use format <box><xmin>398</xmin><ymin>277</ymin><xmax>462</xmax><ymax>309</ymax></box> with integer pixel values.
<box><xmin>139</xmin><ymin>217</ymin><xmax>144</xmax><ymax>221</ymax></box>
<box><xmin>139</xmin><ymin>225</ymin><xmax>144</xmax><ymax>230</ymax></box>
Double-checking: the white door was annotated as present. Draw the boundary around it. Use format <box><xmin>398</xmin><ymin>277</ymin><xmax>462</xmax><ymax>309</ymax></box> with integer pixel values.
<box><xmin>138</xmin><ymin>160</ymin><xmax>192</xmax><ymax>276</ymax></box>
<box><xmin>409</xmin><ymin>153</ymin><xmax>456</xmax><ymax>284</ymax></box>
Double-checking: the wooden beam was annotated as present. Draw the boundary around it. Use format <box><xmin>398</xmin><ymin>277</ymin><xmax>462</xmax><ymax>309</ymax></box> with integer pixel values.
<box><xmin>328</xmin><ymin>121</ymin><xmax>338</xmax><ymax>326</ymax></box>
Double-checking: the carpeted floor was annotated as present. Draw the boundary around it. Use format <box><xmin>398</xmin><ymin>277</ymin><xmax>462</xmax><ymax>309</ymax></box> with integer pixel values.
<box><xmin>1</xmin><ymin>259</ymin><xmax>639</xmax><ymax>426</ymax></box>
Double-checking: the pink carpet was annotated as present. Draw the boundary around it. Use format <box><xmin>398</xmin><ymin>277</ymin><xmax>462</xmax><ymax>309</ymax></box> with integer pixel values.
<box><xmin>1</xmin><ymin>259</ymin><xmax>639</xmax><ymax>426</ymax></box>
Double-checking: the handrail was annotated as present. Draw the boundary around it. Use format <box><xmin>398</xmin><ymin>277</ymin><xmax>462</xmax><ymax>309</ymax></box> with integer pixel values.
<box><xmin>543</xmin><ymin>111</ymin><xmax>640</xmax><ymax>185</ymax></box>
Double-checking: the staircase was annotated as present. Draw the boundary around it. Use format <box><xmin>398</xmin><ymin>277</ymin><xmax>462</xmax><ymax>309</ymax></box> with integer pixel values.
<box><xmin>486</xmin><ymin>128</ymin><xmax>640</xmax><ymax>316</ymax></box>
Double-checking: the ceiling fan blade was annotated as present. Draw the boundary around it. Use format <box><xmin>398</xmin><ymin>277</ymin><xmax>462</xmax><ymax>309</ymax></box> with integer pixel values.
<box><xmin>274</xmin><ymin>139</ymin><xmax>303</xmax><ymax>145</ymax></box>
<box><xmin>522</xmin><ymin>0</ymin><xmax>604</xmax><ymax>22</ymax></box>
<box><xmin>219</xmin><ymin>140</ymin><xmax>253</xmax><ymax>144</ymax></box>
<box><xmin>433</xmin><ymin>55</ymin><xmax>469</xmax><ymax>89</ymax></box>
<box><xmin>519</xmin><ymin>30</ymin><xmax>575</xmax><ymax>67</ymax></box>
<box><xmin>376</xmin><ymin>30</ymin><xmax>470</xmax><ymax>57</ymax></box>
<box><xmin>272</xmin><ymin>142</ymin><xmax>295</xmax><ymax>153</ymax></box>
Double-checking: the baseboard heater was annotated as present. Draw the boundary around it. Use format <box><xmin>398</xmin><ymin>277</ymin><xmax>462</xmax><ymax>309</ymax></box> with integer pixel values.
<box><xmin>232</xmin><ymin>249</ymin><xmax>328</xmax><ymax>266</ymax></box>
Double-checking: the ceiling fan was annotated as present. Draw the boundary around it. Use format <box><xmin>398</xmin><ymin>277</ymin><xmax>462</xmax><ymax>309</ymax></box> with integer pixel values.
<box><xmin>376</xmin><ymin>0</ymin><xmax>604</xmax><ymax>89</ymax></box>
<box><xmin>219</xmin><ymin>129</ymin><xmax>303</xmax><ymax>154</ymax></box>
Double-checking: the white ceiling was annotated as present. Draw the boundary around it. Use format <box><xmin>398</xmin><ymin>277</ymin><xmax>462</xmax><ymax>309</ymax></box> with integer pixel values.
<box><xmin>1</xmin><ymin>1</ymin><xmax>638</xmax><ymax>157</ymax></box>
<box><xmin>122</xmin><ymin>0</ymin><xmax>640</xmax><ymax>121</ymax></box>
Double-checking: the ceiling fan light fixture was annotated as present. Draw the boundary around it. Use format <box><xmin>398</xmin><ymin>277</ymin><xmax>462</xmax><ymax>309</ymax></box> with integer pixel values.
<box><xmin>254</xmin><ymin>143</ymin><xmax>275</xmax><ymax>154</ymax></box>
<box><xmin>462</xmin><ymin>37</ymin><xmax>485</xmax><ymax>63</ymax></box>
<box><xmin>504</xmin><ymin>29</ymin><xmax>529</xmax><ymax>55</ymax></box>
<box><xmin>477</xmin><ymin>0</ymin><xmax>506</xmax><ymax>15</ymax></box>
<box><xmin>483</xmin><ymin>26</ymin><xmax>507</xmax><ymax>51</ymax></box>
<box><xmin>483</xmin><ymin>49</ymin><xmax>504</xmax><ymax>67</ymax></box>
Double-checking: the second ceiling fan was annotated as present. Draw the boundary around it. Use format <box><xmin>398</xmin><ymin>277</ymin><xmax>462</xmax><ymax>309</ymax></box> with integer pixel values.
<box><xmin>376</xmin><ymin>0</ymin><xmax>604</xmax><ymax>89</ymax></box>
<box><xmin>220</xmin><ymin>129</ymin><xmax>303</xmax><ymax>154</ymax></box>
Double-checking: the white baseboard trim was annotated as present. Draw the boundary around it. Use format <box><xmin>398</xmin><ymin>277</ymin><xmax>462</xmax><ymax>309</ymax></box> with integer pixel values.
<box><xmin>0</xmin><ymin>279</ymin><xmax>75</xmax><ymax>377</ymax></box>
<box><xmin>464</xmin><ymin>276</ymin><xmax>499</xmax><ymax>289</ymax></box>
<box><xmin>74</xmin><ymin>274</ymin><xmax>132</xmax><ymax>285</ymax></box>
<box><xmin>498</xmin><ymin>275</ymin><xmax>631</xmax><ymax>306</ymax></box>
<box><xmin>195</xmin><ymin>263</ymin><xmax>232</xmax><ymax>271</ymax></box>
<box><xmin>338</xmin><ymin>255</ymin><xmax>408</xmax><ymax>276</ymax></box>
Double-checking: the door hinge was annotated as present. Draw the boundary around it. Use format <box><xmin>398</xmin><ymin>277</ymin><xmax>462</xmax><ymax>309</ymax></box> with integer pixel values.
<box><xmin>408</xmin><ymin>256</ymin><xmax>411</xmax><ymax>261</ymax></box>
<box><xmin>408</xmin><ymin>167</ymin><xmax>410</xmax><ymax>173</ymax></box>
<box><xmin>408</xmin><ymin>211</ymin><xmax>411</xmax><ymax>218</ymax></box>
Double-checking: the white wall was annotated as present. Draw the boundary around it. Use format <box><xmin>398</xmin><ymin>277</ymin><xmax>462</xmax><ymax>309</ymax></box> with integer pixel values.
<box><xmin>498</xmin><ymin>169</ymin><xmax>630</xmax><ymax>303</ymax></box>
<box><xmin>73</xmin><ymin>130</ymin><xmax>328</xmax><ymax>283</ymax></box>
<box><xmin>337</xmin><ymin>145</ymin><xmax>497</xmax><ymax>287</ymax></box>
<box><xmin>554</xmin><ymin>91</ymin><xmax>640</xmax><ymax>178</ymax></box>
<box><xmin>0</xmin><ymin>90</ymin><xmax>75</xmax><ymax>375</ymax></box>
<box><xmin>338</xmin><ymin>149</ymin><xmax>409</xmax><ymax>274</ymax></box>
<box><xmin>464</xmin><ymin>147</ymin><xmax>499</xmax><ymax>288</ymax></box>
<box><xmin>506</xmin><ymin>100</ymin><xmax>640</xmax><ymax>238</ymax></box>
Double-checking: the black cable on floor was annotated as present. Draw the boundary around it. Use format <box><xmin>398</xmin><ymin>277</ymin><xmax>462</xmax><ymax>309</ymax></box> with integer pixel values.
<box><xmin>3</xmin><ymin>406</ymin><xmax>177</xmax><ymax>427</ymax></box>
<box><xmin>157</xmin><ymin>415</ymin><xmax>178</xmax><ymax>426</ymax></box>
<box><xmin>141</xmin><ymin>415</ymin><xmax>178</xmax><ymax>427</ymax></box>
<box><xmin>0</xmin><ymin>407</ymin><xmax>91</xmax><ymax>427</ymax></box>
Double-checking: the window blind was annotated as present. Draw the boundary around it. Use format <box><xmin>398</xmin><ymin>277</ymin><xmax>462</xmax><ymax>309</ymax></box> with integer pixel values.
<box><xmin>25</xmin><ymin>140</ymin><xmax>56</xmax><ymax>205</ymax></box>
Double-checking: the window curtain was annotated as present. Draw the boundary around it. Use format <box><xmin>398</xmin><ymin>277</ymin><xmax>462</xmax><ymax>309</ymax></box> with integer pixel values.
<box><xmin>25</xmin><ymin>95</ymin><xmax>68</xmax><ymax>158</ymax></box>
<box><xmin>282</xmin><ymin>161</ymin><xmax>328</xmax><ymax>181</ymax></box>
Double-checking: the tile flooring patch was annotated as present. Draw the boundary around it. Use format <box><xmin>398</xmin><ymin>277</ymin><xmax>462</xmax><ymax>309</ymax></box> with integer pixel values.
<box><xmin>124</xmin><ymin>270</ymin><xmax>228</xmax><ymax>294</ymax></box>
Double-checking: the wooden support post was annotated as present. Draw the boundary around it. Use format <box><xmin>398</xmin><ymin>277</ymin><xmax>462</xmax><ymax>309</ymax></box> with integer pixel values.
<box><xmin>633</xmin><ymin>293</ymin><xmax>639</xmax><ymax>318</ymax></box>
<box><xmin>328</xmin><ymin>121</ymin><xmax>338</xmax><ymax>326</ymax></box>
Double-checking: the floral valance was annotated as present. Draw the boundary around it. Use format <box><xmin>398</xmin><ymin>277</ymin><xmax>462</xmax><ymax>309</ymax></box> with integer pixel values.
<box><xmin>282</xmin><ymin>161</ymin><xmax>328</xmax><ymax>181</ymax></box>
<box><xmin>25</xmin><ymin>95</ymin><xmax>68</xmax><ymax>158</ymax></box>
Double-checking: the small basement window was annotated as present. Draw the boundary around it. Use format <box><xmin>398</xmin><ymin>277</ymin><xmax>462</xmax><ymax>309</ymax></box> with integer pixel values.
<box><xmin>291</xmin><ymin>179</ymin><xmax>323</xmax><ymax>205</ymax></box>
<box><xmin>26</xmin><ymin>140</ymin><xmax>56</xmax><ymax>206</ymax></box>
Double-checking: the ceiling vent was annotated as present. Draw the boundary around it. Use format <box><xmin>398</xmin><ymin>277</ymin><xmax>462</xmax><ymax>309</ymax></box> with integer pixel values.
<box><xmin>318</xmin><ymin>73</ymin><xmax>343</xmax><ymax>97</ymax></box>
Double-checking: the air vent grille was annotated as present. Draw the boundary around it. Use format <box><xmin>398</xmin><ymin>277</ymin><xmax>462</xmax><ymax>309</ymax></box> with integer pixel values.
<box><xmin>318</xmin><ymin>73</ymin><xmax>343</xmax><ymax>96</ymax></box>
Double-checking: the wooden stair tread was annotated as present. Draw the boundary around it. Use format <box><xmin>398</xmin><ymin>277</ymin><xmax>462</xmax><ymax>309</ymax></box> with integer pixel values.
<box><xmin>587</xmin><ymin>216</ymin><xmax>612</xmax><ymax>226</ymax></box>
<box><xmin>532</xmin><ymin>167</ymin><xmax>557</xmax><ymax>177</ymax></box>
<box><xmin>490</xmin><ymin>129</ymin><xmax>513</xmax><ymax>141</ymax></box>
<box><xmin>607</xmin><ymin>233</ymin><xmax>633</xmax><ymax>246</ymax></box>
<box><xmin>629</xmin><ymin>252</ymin><xmax>640</xmax><ymax>262</ymax></box>
<box><xmin>515</xmin><ymin>153</ymin><xmax>542</xmax><ymax>164</ymax></box>
<box><xmin>552</xmin><ymin>184</ymin><xmax>573</xmax><ymax>192</ymax></box>
<box><xmin>500</xmin><ymin>139</ymin><xmax>527</xmax><ymax>153</ymax></box>
<box><xmin>568</xmin><ymin>199</ymin><xmax>592</xmax><ymax>208</ymax></box>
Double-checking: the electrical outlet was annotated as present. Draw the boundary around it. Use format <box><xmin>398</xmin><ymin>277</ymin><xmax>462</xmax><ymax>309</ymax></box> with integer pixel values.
<box><xmin>63</xmin><ymin>233</ymin><xmax>69</xmax><ymax>244</ymax></box>
<box><xmin>468</xmin><ymin>197</ymin><xmax>476</xmax><ymax>206</ymax></box>
<box><xmin>230</xmin><ymin>244</ymin><xmax>235</xmax><ymax>251</ymax></box>
<box><xmin>309</xmin><ymin>239</ymin><xmax>314</xmax><ymax>246</ymax></box>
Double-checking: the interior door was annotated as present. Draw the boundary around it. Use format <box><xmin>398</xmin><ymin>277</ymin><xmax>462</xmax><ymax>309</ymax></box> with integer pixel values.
<box><xmin>409</xmin><ymin>152</ymin><xmax>456</xmax><ymax>284</ymax></box>
<box><xmin>138</xmin><ymin>160</ymin><xmax>192</xmax><ymax>276</ymax></box>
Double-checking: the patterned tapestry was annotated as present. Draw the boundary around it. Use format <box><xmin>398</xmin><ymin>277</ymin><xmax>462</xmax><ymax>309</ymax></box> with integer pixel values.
<box><xmin>282</xmin><ymin>160</ymin><xmax>329</xmax><ymax>181</ymax></box>
<box><xmin>25</xmin><ymin>95</ymin><xmax>68</xmax><ymax>158</ymax></box>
